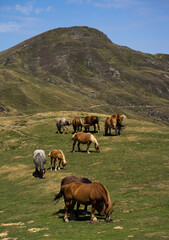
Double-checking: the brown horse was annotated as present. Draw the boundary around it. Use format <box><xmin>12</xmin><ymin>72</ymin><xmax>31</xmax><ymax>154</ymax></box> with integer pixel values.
<box><xmin>54</xmin><ymin>176</ymin><xmax>104</xmax><ymax>216</ymax></box>
<box><xmin>48</xmin><ymin>150</ymin><xmax>67</xmax><ymax>171</ymax></box>
<box><xmin>84</xmin><ymin>116</ymin><xmax>100</xmax><ymax>132</ymax></box>
<box><xmin>72</xmin><ymin>118</ymin><xmax>83</xmax><ymax>133</ymax></box>
<box><xmin>71</xmin><ymin>132</ymin><xmax>100</xmax><ymax>154</ymax></box>
<box><xmin>61</xmin><ymin>181</ymin><xmax>114</xmax><ymax>222</ymax></box>
<box><xmin>105</xmin><ymin>116</ymin><xmax>123</xmax><ymax>136</ymax></box>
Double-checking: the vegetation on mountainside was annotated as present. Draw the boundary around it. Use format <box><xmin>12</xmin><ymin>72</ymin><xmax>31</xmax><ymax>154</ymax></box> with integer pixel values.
<box><xmin>0</xmin><ymin>26</ymin><xmax>168</xmax><ymax>123</ymax></box>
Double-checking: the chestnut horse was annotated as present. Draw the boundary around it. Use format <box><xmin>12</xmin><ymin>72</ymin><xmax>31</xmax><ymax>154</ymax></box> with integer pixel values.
<box><xmin>71</xmin><ymin>132</ymin><xmax>100</xmax><ymax>154</ymax></box>
<box><xmin>48</xmin><ymin>149</ymin><xmax>67</xmax><ymax>171</ymax></box>
<box><xmin>54</xmin><ymin>176</ymin><xmax>104</xmax><ymax>216</ymax></box>
<box><xmin>84</xmin><ymin>116</ymin><xmax>100</xmax><ymax>132</ymax></box>
<box><xmin>105</xmin><ymin>116</ymin><xmax>123</xmax><ymax>136</ymax></box>
<box><xmin>72</xmin><ymin>118</ymin><xmax>83</xmax><ymax>133</ymax></box>
<box><xmin>61</xmin><ymin>181</ymin><xmax>114</xmax><ymax>222</ymax></box>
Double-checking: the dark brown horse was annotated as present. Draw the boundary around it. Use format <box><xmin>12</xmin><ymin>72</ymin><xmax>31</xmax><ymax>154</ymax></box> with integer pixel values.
<box><xmin>72</xmin><ymin>118</ymin><xmax>83</xmax><ymax>133</ymax></box>
<box><xmin>61</xmin><ymin>181</ymin><xmax>114</xmax><ymax>222</ymax></box>
<box><xmin>84</xmin><ymin>116</ymin><xmax>100</xmax><ymax>133</ymax></box>
<box><xmin>54</xmin><ymin>176</ymin><xmax>104</xmax><ymax>216</ymax></box>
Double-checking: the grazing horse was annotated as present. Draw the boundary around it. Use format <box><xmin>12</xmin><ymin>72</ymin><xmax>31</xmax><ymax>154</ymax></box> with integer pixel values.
<box><xmin>84</xmin><ymin>116</ymin><xmax>100</xmax><ymax>132</ymax></box>
<box><xmin>33</xmin><ymin>150</ymin><xmax>46</xmax><ymax>178</ymax></box>
<box><xmin>71</xmin><ymin>132</ymin><xmax>100</xmax><ymax>154</ymax></box>
<box><xmin>56</xmin><ymin>118</ymin><xmax>70</xmax><ymax>134</ymax></box>
<box><xmin>61</xmin><ymin>181</ymin><xmax>114</xmax><ymax>222</ymax></box>
<box><xmin>48</xmin><ymin>149</ymin><xmax>67</xmax><ymax>171</ymax></box>
<box><xmin>72</xmin><ymin>118</ymin><xmax>83</xmax><ymax>133</ymax></box>
<box><xmin>111</xmin><ymin>114</ymin><xmax>127</xmax><ymax>125</ymax></box>
<box><xmin>105</xmin><ymin>117</ymin><xmax>122</xmax><ymax>136</ymax></box>
<box><xmin>54</xmin><ymin>176</ymin><xmax>104</xmax><ymax>216</ymax></box>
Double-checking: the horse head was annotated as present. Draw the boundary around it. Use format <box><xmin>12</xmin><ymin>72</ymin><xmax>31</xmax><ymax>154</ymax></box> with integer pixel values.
<box><xmin>40</xmin><ymin>168</ymin><xmax>46</xmax><ymax>179</ymax></box>
<box><xmin>105</xmin><ymin>202</ymin><xmax>115</xmax><ymax>222</ymax></box>
<box><xmin>95</xmin><ymin>143</ymin><xmax>100</xmax><ymax>152</ymax></box>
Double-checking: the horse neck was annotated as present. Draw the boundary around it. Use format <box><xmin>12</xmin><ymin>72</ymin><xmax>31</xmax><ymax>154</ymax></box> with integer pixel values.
<box><xmin>90</xmin><ymin>134</ymin><xmax>98</xmax><ymax>146</ymax></box>
<box><xmin>100</xmin><ymin>183</ymin><xmax>112</xmax><ymax>205</ymax></box>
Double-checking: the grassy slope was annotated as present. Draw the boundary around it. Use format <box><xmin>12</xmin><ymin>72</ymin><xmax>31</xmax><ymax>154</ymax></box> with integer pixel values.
<box><xmin>0</xmin><ymin>111</ymin><xmax>168</xmax><ymax>240</ymax></box>
<box><xmin>0</xmin><ymin>27</ymin><xmax>169</xmax><ymax>123</ymax></box>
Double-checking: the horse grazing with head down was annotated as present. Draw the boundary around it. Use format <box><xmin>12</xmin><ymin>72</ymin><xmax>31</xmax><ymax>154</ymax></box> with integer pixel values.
<box><xmin>33</xmin><ymin>150</ymin><xmax>46</xmax><ymax>179</ymax></box>
<box><xmin>61</xmin><ymin>181</ymin><xmax>114</xmax><ymax>222</ymax></box>
<box><xmin>54</xmin><ymin>176</ymin><xmax>104</xmax><ymax>216</ymax></box>
<box><xmin>56</xmin><ymin>118</ymin><xmax>70</xmax><ymax>134</ymax></box>
<box><xmin>71</xmin><ymin>132</ymin><xmax>100</xmax><ymax>154</ymax></box>
<box><xmin>84</xmin><ymin>116</ymin><xmax>100</xmax><ymax>133</ymax></box>
<box><xmin>72</xmin><ymin>118</ymin><xmax>83</xmax><ymax>133</ymax></box>
<box><xmin>48</xmin><ymin>149</ymin><xmax>67</xmax><ymax>171</ymax></box>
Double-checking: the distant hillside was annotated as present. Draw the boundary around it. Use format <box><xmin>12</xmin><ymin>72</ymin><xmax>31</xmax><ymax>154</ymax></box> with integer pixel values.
<box><xmin>0</xmin><ymin>26</ymin><xmax>169</xmax><ymax>123</ymax></box>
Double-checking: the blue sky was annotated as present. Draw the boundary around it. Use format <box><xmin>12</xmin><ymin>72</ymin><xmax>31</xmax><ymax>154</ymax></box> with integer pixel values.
<box><xmin>0</xmin><ymin>0</ymin><xmax>169</xmax><ymax>54</ymax></box>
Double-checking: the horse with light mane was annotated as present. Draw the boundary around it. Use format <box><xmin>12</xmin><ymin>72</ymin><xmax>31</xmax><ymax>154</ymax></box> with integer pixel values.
<box><xmin>61</xmin><ymin>181</ymin><xmax>114</xmax><ymax>222</ymax></box>
<box><xmin>84</xmin><ymin>116</ymin><xmax>100</xmax><ymax>133</ymax></box>
<box><xmin>56</xmin><ymin>118</ymin><xmax>70</xmax><ymax>134</ymax></box>
<box><xmin>71</xmin><ymin>132</ymin><xmax>100</xmax><ymax>154</ymax></box>
<box><xmin>105</xmin><ymin>116</ymin><xmax>123</xmax><ymax>136</ymax></box>
<box><xmin>111</xmin><ymin>114</ymin><xmax>127</xmax><ymax>125</ymax></box>
<box><xmin>72</xmin><ymin>117</ymin><xmax>83</xmax><ymax>133</ymax></box>
<box><xmin>33</xmin><ymin>150</ymin><xmax>46</xmax><ymax>178</ymax></box>
<box><xmin>48</xmin><ymin>149</ymin><xmax>67</xmax><ymax>171</ymax></box>
<box><xmin>54</xmin><ymin>176</ymin><xmax>104</xmax><ymax>216</ymax></box>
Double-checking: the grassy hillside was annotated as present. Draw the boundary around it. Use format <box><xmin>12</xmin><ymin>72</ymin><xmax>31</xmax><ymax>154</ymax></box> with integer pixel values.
<box><xmin>0</xmin><ymin>26</ymin><xmax>169</xmax><ymax>123</ymax></box>
<box><xmin>0</xmin><ymin>111</ymin><xmax>169</xmax><ymax>239</ymax></box>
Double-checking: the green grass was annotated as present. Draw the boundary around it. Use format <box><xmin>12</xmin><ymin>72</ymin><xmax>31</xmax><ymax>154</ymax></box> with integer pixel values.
<box><xmin>0</xmin><ymin>111</ymin><xmax>169</xmax><ymax>240</ymax></box>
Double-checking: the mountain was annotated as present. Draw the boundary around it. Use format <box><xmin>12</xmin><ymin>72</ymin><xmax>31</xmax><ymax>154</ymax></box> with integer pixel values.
<box><xmin>0</xmin><ymin>26</ymin><xmax>169</xmax><ymax>123</ymax></box>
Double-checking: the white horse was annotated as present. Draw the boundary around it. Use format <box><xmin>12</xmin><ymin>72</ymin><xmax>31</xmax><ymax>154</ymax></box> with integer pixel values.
<box><xmin>33</xmin><ymin>150</ymin><xmax>46</xmax><ymax>178</ymax></box>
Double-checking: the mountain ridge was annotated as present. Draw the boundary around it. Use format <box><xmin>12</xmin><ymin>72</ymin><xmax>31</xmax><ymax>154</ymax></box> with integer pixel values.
<box><xmin>0</xmin><ymin>26</ymin><xmax>169</xmax><ymax>123</ymax></box>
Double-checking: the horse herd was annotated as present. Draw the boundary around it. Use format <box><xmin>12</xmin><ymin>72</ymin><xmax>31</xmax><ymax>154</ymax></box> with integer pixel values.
<box><xmin>33</xmin><ymin>114</ymin><xmax>126</xmax><ymax>223</ymax></box>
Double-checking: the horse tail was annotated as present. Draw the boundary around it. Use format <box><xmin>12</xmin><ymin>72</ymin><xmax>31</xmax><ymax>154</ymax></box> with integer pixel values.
<box><xmin>71</xmin><ymin>133</ymin><xmax>76</xmax><ymax>141</ymax></box>
<box><xmin>54</xmin><ymin>189</ymin><xmax>63</xmax><ymax>202</ymax></box>
<box><xmin>48</xmin><ymin>151</ymin><xmax>51</xmax><ymax>157</ymax></box>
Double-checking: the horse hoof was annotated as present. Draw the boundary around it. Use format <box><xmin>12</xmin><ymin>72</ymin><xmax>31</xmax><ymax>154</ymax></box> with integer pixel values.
<box><xmin>64</xmin><ymin>219</ymin><xmax>69</xmax><ymax>223</ymax></box>
<box><xmin>87</xmin><ymin>152</ymin><xmax>90</xmax><ymax>154</ymax></box>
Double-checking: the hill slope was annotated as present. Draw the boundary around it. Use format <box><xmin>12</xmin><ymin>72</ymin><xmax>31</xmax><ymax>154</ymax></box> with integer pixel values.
<box><xmin>0</xmin><ymin>26</ymin><xmax>169</xmax><ymax>122</ymax></box>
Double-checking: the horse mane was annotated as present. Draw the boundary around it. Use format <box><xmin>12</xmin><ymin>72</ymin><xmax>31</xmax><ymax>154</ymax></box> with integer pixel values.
<box><xmin>59</xmin><ymin>150</ymin><xmax>66</xmax><ymax>164</ymax></box>
<box><xmin>94</xmin><ymin>182</ymin><xmax>111</xmax><ymax>204</ymax></box>
<box><xmin>36</xmin><ymin>153</ymin><xmax>44</xmax><ymax>170</ymax></box>
<box><xmin>90</xmin><ymin>134</ymin><xmax>99</xmax><ymax>146</ymax></box>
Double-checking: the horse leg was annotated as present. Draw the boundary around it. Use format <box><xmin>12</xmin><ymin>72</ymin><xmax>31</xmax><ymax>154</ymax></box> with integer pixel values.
<box><xmin>98</xmin><ymin>124</ymin><xmax>100</xmax><ymax>133</ymax></box>
<box><xmin>82</xmin><ymin>205</ymin><xmax>88</xmax><ymax>216</ymax></box>
<box><xmin>57</xmin><ymin>158</ymin><xmax>61</xmax><ymax>170</ymax></box>
<box><xmin>72</xmin><ymin>141</ymin><xmax>76</xmax><ymax>152</ymax></box>
<box><xmin>93</xmin><ymin>124</ymin><xmax>96</xmax><ymax>132</ymax></box>
<box><xmin>91</xmin><ymin>202</ymin><xmax>97</xmax><ymax>222</ymax></box>
<box><xmin>115</xmin><ymin>127</ymin><xmax>117</xmax><ymax>136</ymax></box>
<box><xmin>70</xmin><ymin>200</ymin><xmax>76</xmax><ymax>220</ymax></box>
<box><xmin>54</xmin><ymin>158</ymin><xmax>57</xmax><ymax>171</ymax></box>
<box><xmin>77</xmin><ymin>142</ymin><xmax>81</xmax><ymax>152</ymax></box>
<box><xmin>64</xmin><ymin>201</ymin><xmax>70</xmax><ymax>222</ymax></box>
<box><xmin>50</xmin><ymin>157</ymin><xmax>53</xmax><ymax>170</ymax></box>
<box><xmin>86</xmin><ymin>142</ymin><xmax>91</xmax><ymax>154</ymax></box>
